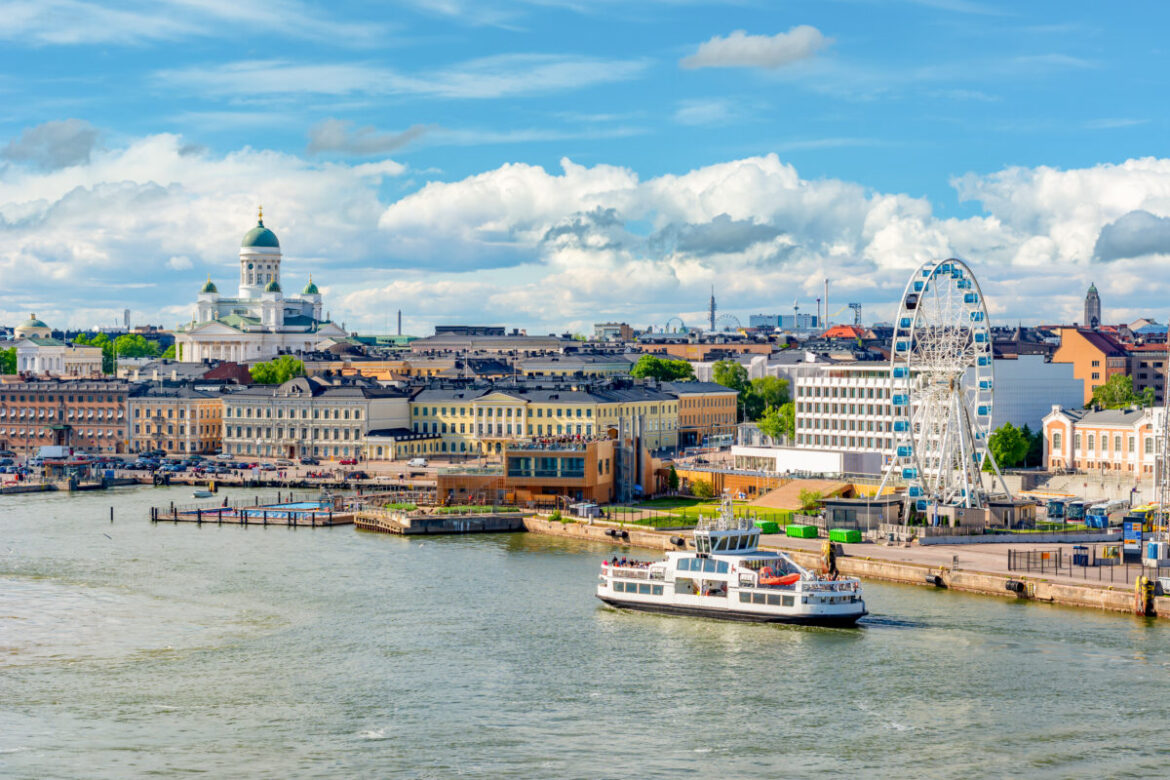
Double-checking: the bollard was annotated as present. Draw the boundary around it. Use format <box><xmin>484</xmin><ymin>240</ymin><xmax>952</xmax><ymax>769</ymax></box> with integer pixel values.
<box><xmin>196</xmin><ymin>508</ymin><xmax>202</xmax><ymax>524</ymax></box>
<box><xmin>110</xmin><ymin>506</ymin><xmax>114</xmax><ymax>523</ymax></box>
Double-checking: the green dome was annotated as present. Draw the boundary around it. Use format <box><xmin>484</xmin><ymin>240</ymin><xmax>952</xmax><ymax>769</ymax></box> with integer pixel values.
<box><xmin>24</xmin><ymin>313</ymin><xmax>48</xmax><ymax>328</ymax></box>
<box><xmin>200</xmin><ymin>278</ymin><xmax>219</xmax><ymax>294</ymax></box>
<box><xmin>302</xmin><ymin>277</ymin><xmax>319</xmax><ymax>295</ymax></box>
<box><xmin>264</xmin><ymin>279</ymin><xmax>282</xmax><ymax>293</ymax></box>
<box><xmin>242</xmin><ymin>209</ymin><xmax>280</xmax><ymax>248</ymax></box>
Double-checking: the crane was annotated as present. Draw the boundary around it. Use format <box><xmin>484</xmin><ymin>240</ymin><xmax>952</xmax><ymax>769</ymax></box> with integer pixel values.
<box><xmin>832</xmin><ymin>302</ymin><xmax>863</xmax><ymax>327</ymax></box>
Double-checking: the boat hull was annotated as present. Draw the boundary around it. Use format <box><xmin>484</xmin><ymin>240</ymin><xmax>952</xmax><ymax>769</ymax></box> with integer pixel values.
<box><xmin>597</xmin><ymin>595</ymin><xmax>866</xmax><ymax>627</ymax></box>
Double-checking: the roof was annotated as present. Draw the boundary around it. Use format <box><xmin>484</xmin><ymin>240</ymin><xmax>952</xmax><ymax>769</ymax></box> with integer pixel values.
<box><xmin>365</xmin><ymin>427</ymin><xmax>439</xmax><ymax>440</ymax></box>
<box><xmin>658</xmin><ymin>381</ymin><xmax>738</xmax><ymax>395</ymax></box>
<box><xmin>1077</xmin><ymin>408</ymin><xmax>1151</xmax><ymax>427</ymax></box>
<box><xmin>302</xmin><ymin>277</ymin><xmax>319</xmax><ymax>295</ymax></box>
<box><xmin>227</xmin><ymin>376</ymin><xmax>408</xmax><ymax>400</ymax></box>
<box><xmin>264</xmin><ymin>279</ymin><xmax>281</xmax><ymax>293</ymax></box>
<box><xmin>200</xmin><ymin>278</ymin><xmax>218</xmax><ymax>294</ymax></box>
<box><xmin>1067</xmin><ymin>328</ymin><xmax>1126</xmax><ymax>357</ymax></box>
<box><xmin>821</xmin><ymin>324</ymin><xmax>866</xmax><ymax>339</ymax></box>
<box><xmin>19</xmin><ymin>336</ymin><xmax>68</xmax><ymax>347</ymax></box>
<box><xmin>241</xmin><ymin>216</ymin><xmax>279</xmax><ymax>248</ymax></box>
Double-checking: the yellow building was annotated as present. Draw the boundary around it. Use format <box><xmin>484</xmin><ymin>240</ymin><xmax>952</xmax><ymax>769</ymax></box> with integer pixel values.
<box><xmin>127</xmin><ymin>384</ymin><xmax>230</xmax><ymax>455</ymax></box>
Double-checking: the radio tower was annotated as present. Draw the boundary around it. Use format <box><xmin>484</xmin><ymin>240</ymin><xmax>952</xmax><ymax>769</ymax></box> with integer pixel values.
<box><xmin>708</xmin><ymin>285</ymin><xmax>716</xmax><ymax>332</ymax></box>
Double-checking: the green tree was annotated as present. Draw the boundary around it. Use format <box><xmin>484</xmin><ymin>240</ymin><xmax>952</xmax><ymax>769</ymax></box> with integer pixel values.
<box><xmin>0</xmin><ymin>346</ymin><xmax>15</xmax><ymax>374</ymax></box>
<box><xmin>798</xmin><ymin>489</ymin><xmax>823</xmax><ymax>513</ymax></box>
<box><xmin>629</xmin><ymin>354</ymin><xmax>695</xmax><ymax>381</ymax></box>
<box><xmin>691</xmin><ymin>479</ymin><xmax>715</xmax><ymax>499</ymax></box>
<box><xmin>1089</xmin><ymin>373</ymin><xmax>1154</xmax><ymax>409</ymax></box>
<box><xmin>712</xmin><ymin>359</ymin><xmax>748</xmax><ymax>391</ymax></box>
<box><xmin>112</xmin><ymin>333</ymin><xmax>163</xmax><ymax>358</ymax></box>
<box><xmin>985</xmin><ymin>421</ymin><xmax>1029</xmax><ymax>472</ymax></box>
<box><xmin>749</xmin><ymin>376</ymin><xmax>790</xmax><ymax>409</ymax></box>
<box><xmin>160</xmin><ymin>345</ymin><xmax>176</xmax><ymax>359</ymax></box>
<box><xmin>1020</xmin><ymin>423</ymin><xmax>1044</xmax><ymax>468</ymax></box>
<box><xmin>667</xmin><ymin>464</ymin><xmax>680</xmax><ymax>492</ymax></box>
<box><xmin>777</xmin><ymin>401</ymin><xmax>795</xmax><ymax>439</ymax></box>
<box><xmin>250</xmin><ymin>355</ymin><xmax>306</xmax><ymax>385</ymax></box>
<box><xmin>757</xmin><ymin>405</ymin><xmax>783</xmax><ymax>440</ymax></box>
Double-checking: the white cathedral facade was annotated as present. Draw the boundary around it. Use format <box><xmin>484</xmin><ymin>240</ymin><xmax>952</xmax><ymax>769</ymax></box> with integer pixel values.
<box><xmin>174</xmin><ymin>211</ymin><xmax>347</xmax><ymax>363</ymax></box>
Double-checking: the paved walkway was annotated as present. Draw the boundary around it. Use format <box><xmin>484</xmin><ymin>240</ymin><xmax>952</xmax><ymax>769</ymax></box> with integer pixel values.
<box><xmin>759</xmin><ymin>534</ymin><xmax>1149</xmax><ymax>590</ymax></box>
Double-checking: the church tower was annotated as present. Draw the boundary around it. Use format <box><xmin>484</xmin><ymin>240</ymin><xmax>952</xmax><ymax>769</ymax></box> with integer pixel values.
<box><xmin>238</xmin><ymin>207</ymin><xmax>281</xmax><ymax>299</ymax></box>
<box><xmin>1084</xmin><ymin>282</ymin><xmax>1101</xmax><ymax>329</ymax></box>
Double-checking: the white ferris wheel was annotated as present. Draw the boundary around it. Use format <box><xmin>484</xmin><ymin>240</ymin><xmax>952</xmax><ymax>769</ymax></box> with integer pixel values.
<box><xmin>879</xmin><ymin>258</ymin><xmax>1010</xmax><ymax>511</ymax></box>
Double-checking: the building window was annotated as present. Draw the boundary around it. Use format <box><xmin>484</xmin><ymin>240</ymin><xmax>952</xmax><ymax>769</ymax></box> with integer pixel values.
<box><xmin>1052</xmin><ymin>432</ymin><xmax>1061</xmax><ymax>450</ymax></box>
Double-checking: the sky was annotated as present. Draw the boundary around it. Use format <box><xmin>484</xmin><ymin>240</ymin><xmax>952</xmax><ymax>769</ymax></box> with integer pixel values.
<box><xmin>1</xmin><ymin>0</ymin><xmax>1169</xmax><ymax>336</ymax></box>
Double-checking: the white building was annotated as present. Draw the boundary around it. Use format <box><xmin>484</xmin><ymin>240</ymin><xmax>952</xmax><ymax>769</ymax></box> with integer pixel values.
<box><xmin>174</xmin><ymin>210</ymin><xmax>346</xmax><ymax>363</ymax></box>
<box><xmin>11</xmin><ymin>314</ymin><xmax>103</xmax><ymax>377</ymax></box>
<box><xmin>792</xmin><ymin>356</ymin><xmax>1085</xmax><ymax>461</ymax></box>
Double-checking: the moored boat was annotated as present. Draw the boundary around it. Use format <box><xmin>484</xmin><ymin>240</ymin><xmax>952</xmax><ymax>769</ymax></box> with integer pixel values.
<box><xmin>596</xmin><ymin>500</ymin><xmax>866</xmax><ymax>626</ymax></box>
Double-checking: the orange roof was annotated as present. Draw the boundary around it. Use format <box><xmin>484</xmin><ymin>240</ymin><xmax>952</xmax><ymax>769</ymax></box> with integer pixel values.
<box><xmin>822</xmin><ymin>324</ymin><xmax>865</xmax><ymax>339</ymax></box>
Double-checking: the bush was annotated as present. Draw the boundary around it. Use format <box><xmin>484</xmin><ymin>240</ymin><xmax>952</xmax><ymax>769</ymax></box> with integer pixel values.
<box><xmin>549</xmin><ymin>510</ymin><xmax>563</xmax><ymax>522</ymax></box>
<box><xmin>691</xmin><ymin>479</ymin><xmax>715</xmax><ymax>499</ymax></box>
<box><xmin>798</xmin><ymin>489</ymin><xmax>823</xmax><ymax>513</ymax></box>
<box><xmin>385</xmin><ymin>502</ymin><xmax>418</xmax><ymax>512</ymax></box>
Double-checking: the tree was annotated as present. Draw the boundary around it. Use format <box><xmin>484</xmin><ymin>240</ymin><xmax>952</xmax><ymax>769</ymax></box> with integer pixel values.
<box><xmin>712</xmin><ymin>360</ymin><xmax>748</xmax><ymax>391</ymax></box>
<box><xmin>250</xmin><ymin>355</ymin><xmax>306</xmax><ymax>385</ymax></box>
<box><xmin>667</xmin><ymin>464</ymin><xmax>680</xmax><ymax>492</ymax></box>
<box><xmin>986</xmin><ymin>421</ymin><xmax>1029</xmax><ymax>472</ymax></box>
<box><xmin>798</xmin><ymin>489</ymin><xmax>823</xmax><ymax>513</ymax></box>
<box><xmin>1089</xmin><ymin>373</ymin><xmax>1154</xmax><ymax>410</ymax></box>
<box><xmin>749</xmin><ymin>376</ymin><xmax>789</xmax><ymax>409</ymax></box>
<box><xmin>1020</xmin><ymin>423</ymin><xmax>1044</xmax><ymax>468</ymax></box>
<box><xmin>160</xmin><ymin>345</ymin><xmax>176</xmax><ymax>359</ymax></box>
<box><xmin>691</xmin><ymin>479</ymin><xmax>715</xmax><ymax>499</ymax></box>
<box><xmin>757</xmin><ymin>406</ymin><xmax>783</xmax><ymax>441</ymax></box>
<box><xmin>630</xmin><ymin>354</ymin><xmax>695</xmax><ymax>381</ymax></box>
<box><xmin>777</xmin><ymin>401</ymin><xmax>795</xmax><ymax>440</ymax></box>
<box><xmin>0</xmin><ymin>347</ymin><xmax>15</xmax><ymax>375</ymax></box>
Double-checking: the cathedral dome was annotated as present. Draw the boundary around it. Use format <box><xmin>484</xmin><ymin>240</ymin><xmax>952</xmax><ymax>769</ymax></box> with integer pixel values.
<box><xmin>15</xmin><ymin>313</ymin><xmax>51</xmax><ymax>339</ymax></box>
<box><xmin>303</xmin><ymin>275</ymin><xmax>319</xmax><ymax>295</ymax></box>
<box><xmin>264</xmin><ymin>279</ymin><xmax>282</xmax><ymax>293</ymax></box>
<box><xmin>200</xmin><ymin>277</ymin><xmax>219</xmax><ymax>294</ymax></box>
<box><xmin>242</xmin><ymin>207</ymin><xmax>279</xmax><ymax>248</ymax></box>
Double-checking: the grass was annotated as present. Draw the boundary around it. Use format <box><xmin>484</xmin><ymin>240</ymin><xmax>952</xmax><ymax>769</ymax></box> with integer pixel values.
<box><xmin>435</xmin><ymin>505</ymin><xmax>521</xmax><ymax>514</ymax></box>
<box><xmin>1008</xmin><ymin>523</ymin><xmax>1091</xmax><ymax>534</ymax></box>
<box><xmin>633</xmin><ymin>497</ymin><xmax>704</xmax><ymax>509</ymax></box>
<box><xmin>384</xmin><ymin>502</ymin><xmax>418</xmax><ymax>512</ymax></box>
<box><xmin>607</xmin><ymin>501</ymin><xmax>801</xmax><ymax>529</ymax></box>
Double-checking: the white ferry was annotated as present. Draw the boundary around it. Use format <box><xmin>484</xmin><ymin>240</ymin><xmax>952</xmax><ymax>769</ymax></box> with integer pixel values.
<box><xmin>596</xmin><ymin>502</ymin><xmax>866</xmax><ymax>626</ymax></box>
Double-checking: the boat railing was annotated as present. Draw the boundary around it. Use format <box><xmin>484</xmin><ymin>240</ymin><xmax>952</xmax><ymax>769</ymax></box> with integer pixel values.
<box><xmin>799</xmin><ymin>579</ymin><xmax>861</xmax><ymax>593</ymax></box>
<box><xmin>603</xmin><ymin>565</ymin><xmax>664</xmax><ymax>580</ymax></box>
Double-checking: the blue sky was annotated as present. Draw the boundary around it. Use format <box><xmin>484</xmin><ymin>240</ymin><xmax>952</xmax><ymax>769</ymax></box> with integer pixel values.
<box><xmin>2</xmin><ymin>0</ymin><xmax>1169</xmax><ymax>334</ymax></box>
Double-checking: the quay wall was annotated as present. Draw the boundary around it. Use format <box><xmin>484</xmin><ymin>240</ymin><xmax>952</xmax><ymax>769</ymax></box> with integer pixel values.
<box><xmin>522</xmin><ymin>518</ymin><xmax>1154</xmax><ymax>618</ymax></box>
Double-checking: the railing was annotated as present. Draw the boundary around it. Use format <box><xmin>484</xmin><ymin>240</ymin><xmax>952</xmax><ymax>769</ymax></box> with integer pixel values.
<box><xmin>603</xmin><ymin>566</ymin><xmax>664</xmax><ymax>580</ymax></box>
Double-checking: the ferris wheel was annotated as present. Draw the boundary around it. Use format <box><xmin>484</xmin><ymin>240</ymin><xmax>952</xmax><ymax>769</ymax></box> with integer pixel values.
<box><xmin>879</xmin><ymin>258</ymin><xmax>1010</xmax><ymax>510</ymax></box>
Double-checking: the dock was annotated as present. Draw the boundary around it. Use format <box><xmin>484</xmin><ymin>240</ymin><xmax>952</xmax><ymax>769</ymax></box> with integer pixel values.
<box><xmin>355</xmin><ymin>509</ymin><xmax>524</xmax><ymax>535</ymax></box>
<box><xmin>150</xmin><ymin>494</ymin><xmax>354</xmax><ymax>526</ymax></box>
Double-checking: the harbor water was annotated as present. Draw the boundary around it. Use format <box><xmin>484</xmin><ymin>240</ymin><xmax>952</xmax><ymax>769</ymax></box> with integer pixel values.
<box><xmin>3</xmin><ymin>486</ymin><xmax>1170</xmax><ymax>779</ymax></box>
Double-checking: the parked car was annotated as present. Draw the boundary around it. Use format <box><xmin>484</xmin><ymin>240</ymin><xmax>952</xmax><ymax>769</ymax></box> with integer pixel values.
<box><xmin>275</xmin><ymin>459</ymin><xmax>295</xmax><ymax>466</ymax></box>
<box><xmin>299</xmin><ymin>457</ymin><xmax>319</xmax><ymax>465</ymax></box>
<box><xmin>346</xmin><ymin>470</ymin><xmax>369</xmax><ymax>480</ymax></box>
<box><xmin>339</xmin><ymin>458</ymin><xmax>358</xmax><ymax>466</ymax></box>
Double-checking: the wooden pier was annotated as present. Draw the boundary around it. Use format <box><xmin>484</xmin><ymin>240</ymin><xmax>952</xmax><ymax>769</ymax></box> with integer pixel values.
<box><xmin>149</xmin><ymin>493</ymin><xmax>354</xmax><ymax>527</ymax></box>
<box><xmin>355</xmin><ymin>509</ymin><xmax>524</xmax><ymax>535</ymax></box>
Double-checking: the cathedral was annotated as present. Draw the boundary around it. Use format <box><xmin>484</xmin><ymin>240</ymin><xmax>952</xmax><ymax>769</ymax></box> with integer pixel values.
<box><xmin>174</xmin><ymin>210</ymin><xmax>346</xmax><ymax>363</ymax></box>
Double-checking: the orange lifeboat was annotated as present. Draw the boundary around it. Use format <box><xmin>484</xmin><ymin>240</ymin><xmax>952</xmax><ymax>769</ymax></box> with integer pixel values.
<box><xmin>758</xmin><ymin>567</ymin><xmax>800</xmax><ymax>586</ymax></box>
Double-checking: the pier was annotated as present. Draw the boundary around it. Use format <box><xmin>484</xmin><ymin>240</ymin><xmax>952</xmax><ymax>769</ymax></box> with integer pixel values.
<box><xmin>356</xmin><ymin>508</ymin><xmax>524</xmax><ymax>535</ymax></box>
<box><xmin>149</xmin><ymin>493</ymin><xmax>355</xmax><ymax>526</ymax></box>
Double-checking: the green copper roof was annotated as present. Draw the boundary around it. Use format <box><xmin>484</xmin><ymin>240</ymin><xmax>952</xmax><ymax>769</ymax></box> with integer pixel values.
<box><xmin>242</xmin><ymin>219</ymin><xmax>279</xmax><ymax>248</ymax></box>
<box><xmin>264</xmin><ymin>279</ymin><xmax>281</xmax><ymax>293</ymax></box>
<box><xmin>23</xmin><ymin>314</ymin><xmax>48</xmax><ymax>328</ymax></box>
<box><xmin>200</xmin><ymin>278</ymin><xmax>219</xmax><ymax>294</ymax></box>
<box><xmin>302</xmin><ymin>278</ymin><xmax>319</xmax><ymax>295</ymax></box>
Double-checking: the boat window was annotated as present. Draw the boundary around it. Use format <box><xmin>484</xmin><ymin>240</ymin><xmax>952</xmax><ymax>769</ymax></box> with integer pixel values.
<box><xmin>767</xmin><ymin>594</ymin><xmax>781</xmax><ymax>606</ymax></box>
<box><xmin>638</xmin><ymin>583</ymin><xmax>651</xmax><ymax>594</ymax></box>
<box><xmin>701</xmin><ymin>580</ymin><xmax>726</xmax><ymax>598</ymax></box>
<box><xmin>652</xmin><ymin>585</ymin><xmax>664</xmax><ymax>595</ymax></box>
<box><xmin>783</xmin><ymin>595</ymin><xmax>794</xmax><ymax>607</ymax></box>
<box><xmin>739</xmin><ymin>592</ymin><xmax>751</xmax><ymax>603</ymax></box>
<box><xmin>716</xmin><ymin>561</ymin><xmax>729</xmax><ymax>574</ymax></box>
<box><xmin>613</xmin><ymin>581</ymin><xmax>624</xmax><ymax>592</ymax></box>
<box><xmin>752</xmin><ymin>593</ymin><xmax>766</xmax><ymax>605</ymax></box>
<box><xmin>703</xmin><ymin>559</ymin><xmax>716</xmax><ymax>573</ymax></box>
<box><xmin>676</xmin><ymin>577</ymin><xmax>696</xmax><ymax>595</ymax></box>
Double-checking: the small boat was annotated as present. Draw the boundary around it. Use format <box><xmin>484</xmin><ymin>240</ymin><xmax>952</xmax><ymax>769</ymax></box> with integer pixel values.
<box><xmin>192</xmin><ymin>489</ymin><xmax>214</xmax><ymax>499</ymax></box>
<box><xmin>596</xmin><ymin>499</ymin><xmax>866</xmax><ymax>626</ymax></box>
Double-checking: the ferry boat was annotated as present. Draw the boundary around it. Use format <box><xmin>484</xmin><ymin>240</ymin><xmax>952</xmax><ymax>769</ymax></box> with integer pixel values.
<box><xmin>596</xmin><ymin>501</ymin><xmax>866</xmax><ymax>626</ymax></box>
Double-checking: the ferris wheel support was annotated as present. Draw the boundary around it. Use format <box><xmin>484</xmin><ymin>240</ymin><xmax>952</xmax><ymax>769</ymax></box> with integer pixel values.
<box><xmin>877</xmin><ymin>258</ymin><xmax>1011</xmax><ymax>513</ymax></box>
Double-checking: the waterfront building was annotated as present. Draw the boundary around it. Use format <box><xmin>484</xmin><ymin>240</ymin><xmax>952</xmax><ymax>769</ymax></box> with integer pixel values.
<box><xmin>593</xmin><ymin>322</ymin><xmax>633</xmax><ymax>341</ymax></box>
<box><xmin>127</xmin><ymin>383</ymin><xmax>238</xmax><ymax>455</ymax></box>
<box><xmin>220</xmin><ymin>376</ymin><xmax>409</xmax><ymax>460</ymax></box>
<box><xmin>504</xmin><ymin>438</ymin><xmax>616</xmax><ymax>504</ymax></box>
<box><xmin>0</xmin><ymin>378</ymin><xmax>129</xmax><ymax>454</ymax></box>
<box><xmin>361</xmin><ymin>428</ymin><xmax>442</xmax><ymax>461</ymax></box>
<box><xmin>1042</xmin><ymin>405</ymin><xmax>1157</xmax><ymax>475</ymax></box>
<box><xmin>658</xmin><ymin>381</ymin><xmax>739</xmax><ymax>448</ymax></box>
<box><xmin>408</xmin><ymin>381</ymin><xmax>681</xmax><ymax>457</ymax></box>
<box><xmin>1052</xmin><ymin>327</ymin><xmax>1128</xmax><ymax>405</ymax></box>
<box><xmin>10</xmin><ymin>314</ymin><xmax>103</xmax><ymax>377</ymax></box>
<box><xmin>173</xmin><ymin>211</ymin><xmax>346</xmax><ymax>363</ymax></box>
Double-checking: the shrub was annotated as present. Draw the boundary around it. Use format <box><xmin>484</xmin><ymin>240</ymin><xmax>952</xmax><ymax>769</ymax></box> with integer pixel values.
<box><xmin>549</xmin><ymin>510</ymin><xmax>563</xmax><ymax>522</ymax></box>
<box><xmin>691</xmin><ymin>479</ymin><xmax>715</xmax><ymax>499</ymax></box>
<box><xmin>798</xmin><ymin>489</ymin><xmax>823</xmax><ymax>513</ymax></box>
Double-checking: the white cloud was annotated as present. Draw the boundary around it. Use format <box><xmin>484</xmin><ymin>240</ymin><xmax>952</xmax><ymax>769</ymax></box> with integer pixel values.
<box><xmin>157</xmin><ymin>54</ymin><xmax>649</xmax><ymax>100</ymax></box>
<box><xmin>680</xmin><ymin>26</ymin><xmax>832</xmax><ymax>70</ymax></box>
<box><xmin>8</xmin><ymin>124</ymin><xmax>1170</xmax><ymax>334</ymax></box>
<box><xmin>0</xmin><ymin>0</ymin><xmax>384</xmax><ymax>46</ymax></box>
<box><xmin>307</xmin><ymin>120</ymin><xmax>432</xmax><ymax>156</ymax></box>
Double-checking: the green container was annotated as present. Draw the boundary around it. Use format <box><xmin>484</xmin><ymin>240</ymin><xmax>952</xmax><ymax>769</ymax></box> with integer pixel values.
<box><xmin>829</xmin><ymin>528</ymin><xmax>862</xmax><ymax>544</ymax></box>
<box><xmin>785</xmin><ymin>524</ymin><xmax>818</xmax><ymax>539</ymax></box>
<box><xmin>754</xmin><ymin>520</ymin><xmax>780</xmax><ymax>534</ymax></box>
